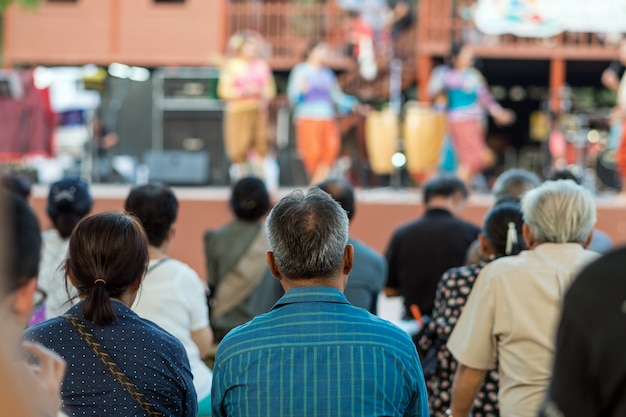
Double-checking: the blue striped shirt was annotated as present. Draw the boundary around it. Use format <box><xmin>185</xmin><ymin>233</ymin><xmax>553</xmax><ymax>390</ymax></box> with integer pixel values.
<box><xmin>211</xmin><ymin>286</ymin><xmax>429</xmax><ymax>417</ymax></box>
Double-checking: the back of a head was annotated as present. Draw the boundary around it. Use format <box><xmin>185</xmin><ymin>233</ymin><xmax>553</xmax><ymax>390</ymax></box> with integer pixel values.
<box><xmin>125</xmin><ymin>183</ymin><xmax>178</xmax><ymax>247</ymax></box>
<box><xmin>492</xmin><ymin>168</ymin><xmax>541</xmax><ymax>200</ymax></box>
<box><xmin>46</xmin><ymin>177</ymin><xmax>93</xmax><ymax>239</ymax></box>
<box><xmin>0</xmin><ymin>172</ymin><xmax>32</xmax><ymax>200</ymax></box>
<box><xmin>423</xmin><ymin>174</ymin><xmax>468</xmax><ymax>205</ymax></box>
<box><xmin>0</xmin><ymin>193</ymin><xmax>45</xmax><ymax>417</ymax></box>
<box><xmin>317</xmin><ymin>178</ymin><xmax>355</xmax><ymax>221</ymax></box>
<box><xmin>266</xmin><ymin>187</ymin><xmax>349</xmax><ymax>280</ymax></box>
<box><xmin>230</xmin><ymin>177</ymin><xmax>270</xmax><ymax>222</ymax></box>
<box><xmin>2</xmin><ymin>191</ymin><xmax>41</xmax><ymax>295</ymax></box>
<box><xmin>68</xmin><ymin>211</ymin><xmax>149</xmax><ymax>325</ymax></box>
<box><xmin>547</xmin><ymin>169</ymin><xmax>582</xmax><ymax>185</ymax></box>
<box><xmin>483</xmin><ymin>202</ymin><xmax>525</xmax><ymax>258</ymax></box>
<box><xmin>521</xmin><ymin>179</ymin><xmax>596</xmax><ymax>244</ymax></box>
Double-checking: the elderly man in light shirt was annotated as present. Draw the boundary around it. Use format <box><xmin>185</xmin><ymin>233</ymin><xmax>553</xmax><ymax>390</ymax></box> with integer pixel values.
<box><xmin>446</xmin><ymin>180</ymin><xmax>599</xmax><ymax>417</ymax></box>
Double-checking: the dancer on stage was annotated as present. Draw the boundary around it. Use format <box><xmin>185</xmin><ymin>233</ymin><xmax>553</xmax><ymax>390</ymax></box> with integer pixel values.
<box><xmin>287</xmin><ymin>40</ymin><xmax>360</xmax><ymax>184</ymax></box>
<box><xmin>429</xmin><ymin>42</ymin><xmax>515</xmax><ymax>186</ymax></box>
<box><xmin>218</xmin><ymin>31</ymin><xmax>276</xmax><ymax>182</ymax></box>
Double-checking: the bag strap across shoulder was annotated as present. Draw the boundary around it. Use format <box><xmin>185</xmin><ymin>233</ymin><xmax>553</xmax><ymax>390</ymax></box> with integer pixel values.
<box><xmin>63</xmin><ymin>315</ymin><xmax>166</xmax><ymax>417</ymax></box>
<box><xmin>147</xmin><ymin>258</ymin><xmax>170</xmax><ymax>274</ymax></box>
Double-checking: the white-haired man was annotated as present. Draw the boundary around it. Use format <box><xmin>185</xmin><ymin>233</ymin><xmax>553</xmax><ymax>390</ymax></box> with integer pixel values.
<box><xmin>446</xmin><ymin>180</ymin><xmax>599</xmax><ymax>417</ymax></box>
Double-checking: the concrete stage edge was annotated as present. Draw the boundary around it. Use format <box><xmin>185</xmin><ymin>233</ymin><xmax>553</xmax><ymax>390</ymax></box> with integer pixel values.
<box><xmin>29</xmin><ymin>185</ymin><xmax>626</xmax><ymax>281</ymax></box>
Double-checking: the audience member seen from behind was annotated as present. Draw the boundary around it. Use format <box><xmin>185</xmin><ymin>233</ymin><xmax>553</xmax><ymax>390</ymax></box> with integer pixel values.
<box><xmin>125</xmin><ymin>184</ymin><xmax>214</xmax><ymax>416</ymax></box>
<box><xmin>547</xmin><ymin>169</ymin><xmax>612</xmax><ymax>253</ymax></box>
<box><xmin>0</xmin><ymin>171</ymin><xmax>32</xmax><ymax>200</ymax></box>
<box><xmin>24</xmin><ymin>211</ymin><xmax>198</xmax><ymax>417</ymax></box>
<box><xmin>1</xmin><ymin>191</ymin><xmax>67</xmax><ymax>417</ymax></box>
<box><xmin>419</xmin><ymin>203</ymin><xmax>525</xmax><ymax>417</ymax></box>
<box><xmin>317</xmin><ymin>178</ymin><xmax>386</xmax><ymax>313</ymax></box>
<box><xmin>385</xmin><ymin>174</ymin><xmax>480</xmax><ymax>319</ymax></box>
<box><xmin>465</xmin><ymin>168</ymin><xmax>540</xmax><ymax>265</ymax></box>
<box><xmin>540</xmin><ymin>247</ymin><xmax>626</xmax><ymax>417</ymax></box>
<box><xmin>447</xmin><ymin>180</ymin><xmax>599</xmax><ymax>417</ymax></box>
<box><xmin>204</xmin><ymin>176</ymin><xmax>283</xmax><ymax>343</ymax></box>
<box><xmin>491</xmin><ymin>168</ymin><xmax>541</xmax><ymax>203</ymax></box>
<box><xmin>211</xmin><ymin>188</ymin><xmax>429</xmax><ymax>417</ymax></box>
<box><xmin>37</xmin><ymin>177</ymin><xmax>93</xmax><ymax>322</ymax></box>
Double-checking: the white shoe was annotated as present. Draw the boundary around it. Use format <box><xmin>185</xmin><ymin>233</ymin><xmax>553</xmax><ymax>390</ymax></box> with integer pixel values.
<box><xmin>229</xmin><ymin>163</ymin><xmax>243</xmax><ymax>183</ymax></box>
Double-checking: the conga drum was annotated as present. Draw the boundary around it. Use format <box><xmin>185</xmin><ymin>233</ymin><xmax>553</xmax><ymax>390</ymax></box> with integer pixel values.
<box><xmin>365</xmin><ymin>108</ymin><xmax>399</xmax><ymax>175</ymax></box>
<box><xmin>403</xmin><ymin>102</ymin><xmax>447</xmax><ymax>177</ymax></box>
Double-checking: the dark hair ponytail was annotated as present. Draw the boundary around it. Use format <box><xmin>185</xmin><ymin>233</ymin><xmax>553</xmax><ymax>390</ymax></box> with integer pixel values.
<box><xmin>66</xmin><ymin>211</ymin><xmax>148</xmax><ymax>326</ymax></box>
<box><xmin>483</xmin><ymin>202</ymin><xmax>525</xmax><ymax>258</ymax></box>
<box><xmin>82</xmin><ymin>280</ymin><xmax>116</xmax><ymax>325</ymax></box>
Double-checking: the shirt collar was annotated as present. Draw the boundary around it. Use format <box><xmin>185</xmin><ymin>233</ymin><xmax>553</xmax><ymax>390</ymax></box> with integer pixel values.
<box><xmin>533</xmin><ymin>242</ymin><xmax>587</xmax><ymax>253</ymax></box>
<box><xmin>70</xmin><ymin>300</ymin><xmax>138</xmax><ymax>320</ymax></box>
<box><xmin>424</xmin><ymin>207</ymin><xmax>453</xmax><ymax>217</ymax></box>
<box><xmin>272</xmin><ymin>286</ymin><xmax>350</xmax><ymax>310</ymax></box>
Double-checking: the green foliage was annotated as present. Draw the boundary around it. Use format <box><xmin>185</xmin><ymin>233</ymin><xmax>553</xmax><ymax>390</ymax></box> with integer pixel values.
<box><xmin>0</xmin><ymin>0</ymin><xmax>40</xmax><ymax>13</ymax></box>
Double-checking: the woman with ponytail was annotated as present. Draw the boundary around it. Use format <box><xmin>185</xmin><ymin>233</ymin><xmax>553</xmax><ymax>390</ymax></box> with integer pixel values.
<box><xmin>25</xmin><ymin>211</ymin><xmax>197</xmax><ymax>417</ymax></box>
<box><xmin>418</xmin><ymin>202</ymin><xmax>525</xmax><ymax>417</ymax></box>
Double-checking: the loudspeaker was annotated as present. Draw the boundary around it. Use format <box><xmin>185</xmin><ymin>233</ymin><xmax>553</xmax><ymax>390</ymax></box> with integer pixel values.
<box><xmin>144</xmin><ymin>150</ymin><xmax>210</xmax><ymax>185</ymax></box>
<box><xmin>152</xmin><ymin>67</ymin><xmax>228</xmax><ymax>185</ymax></box>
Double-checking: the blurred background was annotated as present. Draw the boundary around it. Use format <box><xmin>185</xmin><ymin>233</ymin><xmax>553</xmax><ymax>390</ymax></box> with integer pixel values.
<box><xmin>1</xmin><ymin>0</ymin><xmax>624</xmax><ymax>190</ymax></box>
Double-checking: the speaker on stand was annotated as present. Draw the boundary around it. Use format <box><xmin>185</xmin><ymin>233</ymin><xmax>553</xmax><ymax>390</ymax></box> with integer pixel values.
<box><xmin>151</xmin><ymin>67</ymin><xmax>229</xmax><ymax>185</ymax></box>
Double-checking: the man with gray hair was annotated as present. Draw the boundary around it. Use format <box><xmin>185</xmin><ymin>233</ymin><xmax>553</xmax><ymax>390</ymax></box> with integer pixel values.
<box><xmin>446</xmin><ymin>180</ymin><xmax>599</xmax><ymax>417</ymax></box>
<box><xmin>211</xmin><ymin>187</ymin><xmax>429</xmax><ymax>417</ymax></box>
<box><xmin>491</xmin><ymin>168</ymin><xmax>542</xmax><ymax>202</ymax></box>
<box><xmin>465</xmin><ymin>168</ymin><xmax>542</xmax><ymax>265</ymax></box>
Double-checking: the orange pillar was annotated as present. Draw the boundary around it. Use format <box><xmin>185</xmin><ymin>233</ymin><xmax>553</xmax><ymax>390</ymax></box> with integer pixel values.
<box><xmin>417</xmin><ymin>55</ymin><xmax>433</xmax><ymax>103</ymax></box>
<box><xmin>109</xmin><ymin>0</ymin><xmax>121</xmax><ymax>63</ymax></box>
<box><xmin>326</xmin><ymin>0</ymin><xmax>339</xmax><ymax>47</ymax></box>
<box><xmin>218</xmin><ymin>0</ymin><xmax>230</xmax><ymax>57</ymax></box>
<box><xmin>550</xmin><ymin>57</ymin><xmax>566</xmax><ymax>113</ymax></box>
<box><xmin>416</xmin><ymin>0</ymin><xmax>433</xmax><ymax>103</ymax></box>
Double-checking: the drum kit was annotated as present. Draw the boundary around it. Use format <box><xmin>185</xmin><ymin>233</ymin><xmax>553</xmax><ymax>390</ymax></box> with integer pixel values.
<box><xmin>551</xmin><ymin>111</ymin><xmax>622</xmax><ymax>191</ymax></box>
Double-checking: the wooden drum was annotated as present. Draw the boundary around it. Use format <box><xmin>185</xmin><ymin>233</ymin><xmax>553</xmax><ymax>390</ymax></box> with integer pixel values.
<box><xmin>403</xmin><ymin>102</ymin><xmax>447</xmax><ymax>176</ymax></box>
<box><xmin>365</xmin><ymin>108</ymin><xmax>399</xmax><ymax>175</ymax></box>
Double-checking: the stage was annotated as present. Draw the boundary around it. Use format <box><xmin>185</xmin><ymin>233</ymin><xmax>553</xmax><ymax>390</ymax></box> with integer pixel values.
<box><xmin>28</xmin><ymin>184</ymin><xmax>626</xmax><ymax>284</ymax></box>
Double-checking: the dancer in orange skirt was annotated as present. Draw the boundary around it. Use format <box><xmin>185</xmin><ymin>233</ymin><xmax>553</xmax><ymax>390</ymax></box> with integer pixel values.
<box><xmin>287</xmin><ymin>41</ymin><xmax>360</xmax><ymax>184</ymax></box>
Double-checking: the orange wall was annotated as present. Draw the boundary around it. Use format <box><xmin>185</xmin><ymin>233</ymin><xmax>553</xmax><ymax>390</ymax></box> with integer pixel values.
<box><xmin>116</xmin><ymin>0</ymin><xmax>227</xmax><ymax>67</ymax></box>
<box><xmin>28</xmin><ymin>186</ymin><xmax>626</xmax><ymax>281</ymax></box>
<box><xmin>5</xmin><ymin>0</ymin><xmax>112</xmax><ymax>66</ymax></box>
<box><xmin>5</xmin><ymin>0</ymin><xmax>227</xmax><ymax>67</ymax></box>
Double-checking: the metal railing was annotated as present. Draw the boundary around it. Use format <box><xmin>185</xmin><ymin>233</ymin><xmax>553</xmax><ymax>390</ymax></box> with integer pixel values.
<box><xmin>228</xmin><ymin>1</ymin><xmax>351</xmax><ymax>70</ymax></box>
<box><xmin>227</xmin><ymin>1</ymin><xmax>419</xmax><ymax>99</ymax></box>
